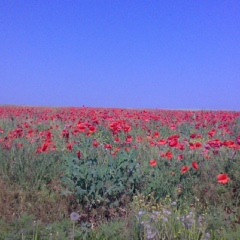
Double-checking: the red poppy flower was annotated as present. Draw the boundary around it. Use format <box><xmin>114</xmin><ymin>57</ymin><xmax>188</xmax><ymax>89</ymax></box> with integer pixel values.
<box><xmin>126</xmin><ymin>135</ymin><xmax>133</xmax><ymax>143</ymax></box>
<box><xmin>168</xmin><ymin>135</ymin><xmax>180</xmax><ymax>140</ymax></box>
<box><xmin>136</xmin><ymin>136</ymin><xmax>143</xmax><ymax>142</ymax></box>
<box><xmin>88</xmin><ymin>125</ymin><xmax>96</xmax><ymax>133</ymax></box>
<box><xmin>168</xmin><ymin>139</ymin><xmax>178</xmax><ymax>147</ymax></box>
<box><xmin>181</xmin><ymin>165</ymin><xmax>190</xmax><ymax>174</ymax></box>
<box><xmin>149</xmin><ymin>159</ymin><xmax>157</xmax><ymax>167</ymax></box>
<box><xmin>124</xmin><ymin>147</ymin><xmax>130</xmax><ymax>152</ymax></box>
<box><xmin>38</xmin><ymin>142</ymin><xmax>49</xmax><ymax>152</ymax></box>
<box><xmin>160</xmin><ymin>152</ymin><xmax>165</xmax><ymax>157</ymax></box>
<box><xmin>195</xmin><ymin>142</ymin><xmax>202</xmax><ymax>148</ymax></box>
<box><xmin>150</xmin><ymin>141</ymin><xmax>156</xmax><ymax>146</ymax></box>
<box><xmin>153</xmin><ymin>132</ymin><xmax>160</xmax><ymax>138</ymax></box>
<box><xmin>207</xmin><ymin>139</ymin><xmax>222</xmax><ymax>149</ymax></box>
<box><xmin>165</xmin><ymin>151</ymin><xmax>173</xmax><ymax>159</ymax></box>
<box><xmin>192</xmin><ymin>161</ymin><xmax>199</xmax><ymax>170</ymax></box>
<box><xmin>77</xmin><ymin>150</ymin><xmax>81</xmax><ymax>159</ymax></box>
<box><xmin>114</xmin><ymin>147</ymin><xmax>120</xmax><ymax>153</ymax></box>
<box><xmin>92</xmin><ymin>140</ymin><xmax>99</xmax><ymax>147</ymax></box>
<box><xmin>147</xmin><ymin>136</ymin><xmax>152</xmax><ymax>141</ymax></box>
<box><xmin>190</xmin><ymin>133</ymin><xmax>197</xmax><ymax>139</ymax></box>
<box><xmin>236</xmin><ymin>136</ymin><xmax>240</xmax><ymax>145</ymax></box>
<box><xmin>177</xmin><ymin>154</ymin><xmax>184</xmax><ymax>160</ymax></box>
<box><xmin>123</xmin><ymin>124</ymin><xmax>131</xmax><ymax>132</ymax></box>
<box><xmin>189</xmin><ymin>142</ymin><xmax>196</xmax><ymax>150</ymax></box>
<box><xmin>208</xmin><ymin>129</ymin><xmax>216</xmax><ymax>138</ymax></box>
<box><xmin>67</xmin><ymin>143</ymin><xmax>73</xmax><ymax>151</ymax></box>
<box><xmin>132</xmin><ymin>144</ymin><xmax>138</xmax><ymax>149</ymax></box>
<box><xmin>176</xmin><ymin>143</ymin><xmax>185</xmax><ymax>150</ymax></box>
<box><xmin>61</xmin><ymin>129</ymin><xmax>70</xmax><ymax>139</ymax></box>
<box><xmin>104</xmin><ymin>144</ymin><xmax>112</xmax><ymax>149</ymax></box>
<box><xmin>217</xmin><ymin>174</ymin><xmax>230</xmax><ymax>184</ymax></box>
<box><xmin>77</xmin><ymin>123</ymin><xmax>86</xmax><ymax>132</ymax></box>
<box><xmin>157</xmin><ymin>139</ymin><xmax>167</xmax><ymax>145</ymax></box>
<box><xmin>222</xmin><ymin>140</ymin><xmax>235</xmax><ymax>148</ymax></box>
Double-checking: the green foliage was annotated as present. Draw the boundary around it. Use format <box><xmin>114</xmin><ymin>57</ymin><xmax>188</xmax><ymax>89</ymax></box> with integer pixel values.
<box><xmin>62</xmin><ymin>147</ymin><xmax>144</xmax><ymax>208</ymax></box>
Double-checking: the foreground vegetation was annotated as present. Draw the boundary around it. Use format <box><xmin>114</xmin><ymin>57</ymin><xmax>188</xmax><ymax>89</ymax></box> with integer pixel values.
<box><xmin>0</xmin><ymin>106</ymin><xmax>239</xmax><ymax>239</ymax></box>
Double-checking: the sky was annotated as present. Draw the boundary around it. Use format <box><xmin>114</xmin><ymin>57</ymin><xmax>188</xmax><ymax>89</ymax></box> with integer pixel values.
<box><xmin>0</xmin><ymin>1</ymin><xmax>240</xmax><ymax>110</ymax></box>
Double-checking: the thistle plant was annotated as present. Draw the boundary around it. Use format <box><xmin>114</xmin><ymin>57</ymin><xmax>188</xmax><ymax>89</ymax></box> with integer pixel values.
<box><xmin>70</xmin><ymin>212</ymin><xmax>80</xmax><ymax>239</ymax></box>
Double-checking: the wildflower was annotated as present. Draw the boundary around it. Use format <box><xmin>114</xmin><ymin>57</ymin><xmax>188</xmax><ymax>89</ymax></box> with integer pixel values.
<box><xmin>157</xmin><ymin>139</ymin><xmax>167</xmax><ymax>145</ymax></box>
<box><xmin>37</xmin><ymin>142</ymin><xmax>50</xmax><ymax>152</ymax></box>
<box><xmin>149</xmin><ymin>159</ymin><xmax>157</xmax><ymax>167</ymax></box>
<box><xmin>92</xmin><ymin>140</ymin><xmax>99</xmax><ymax>147</ymax></box>
<box><xmin>123</xmin><ymin>124</ymin><xmax>131</xmax><ymax>132</ymax></box>
<box><xmin>138</xmin><ymin>211</ymin><xmax>146</xmax><ymax>216</ymax></box>
<box><xmin>236</xmin><ymin>136</ymin><xmax>240</xmax><ymax>145</ymax></box>
<box><xmin>192</xmin><ymin>161</ymin><xmax>199</xmax><ymax>170</ymax></box>
<box><xmin>67</xmin><ymin>143</ymin><xmax>73</xmax><ymax>151</ymax></box>
<box><xmin>147</xmin><ymin>229</ymin><xmax>157</xmax><ymax>239</ymax></box>
<box><xmin>189</xmin><ymin>142</ymin><xmax>197</xmax><ymax>150</ymax></box>
<box><xmin>198</xmin><ymin>215</ymin><xmax>204</xmax><ymax>223</ymax></box>
<box><xmin>178</xmin><ymin>184</ymin><xmax>183</xmax><ymax>188</ymax></box>
<box><xmin>152</xmin><ymin>211</ymin><xmax>160</xmax><ymax>216</ymax></box>
<box><xmin>162</xmin><ymin>217</ymin><xmax>168</xmax><ymax>222</ymax></box>
<box><xmin>222</xmin><ymin>140</ymin><xmax>235</xmax><ymax>148</ymax></box>
<box><xmin>104</xmin><ymin>143</ymin><xmax>112</xmax><ymax>149</ymax></box>
<box><xmin>205</xmin><ymin>232</ymin><xmax>210</xmax><ymax>239</ymax></box>
<box><xmin>177</xmin><ymin>154</ymin><xmax>184</xmax><ymax>160</ymax></box>
<box><xmin>162</xmin><ymin>209</ymin><xmax>171</xmax><ymax>215</ymax></box>
<box><xmin>181</xmin><ymin>165</ymin><xmax>190</xmax><ymax>174</ymax></box>
<box><xmin>153</xmin><ymin>132</ymin><xmax>160</xmax><ymax>138</ymax></box>
<box><xmin>207</xmin><ymin>139</ymin><xmax>222</xmax><ymax>149</ymax></box>
<box><xmin>77</xmin><ymin>150</ymin><xmax>81</xmax><ymax>159</ymax></box>
<box><xmin>190</xmin><ymin>133</ymin><xmax>197</xmax><ymax>138</ymax></box>
<box><xmin>61</xmin><ymin>129</ymin><xmax>69</xmax><ymax>139</ymax></box>
<box><xmin>136</xmin><ymin>136</ymin><xmax>143</xmax><ymax>142</ymax></box>
<box><xmin>208</xmin><ymin>129</ymin><xmax>216</xmax><ymax>138</ymax></box>
<box><xmin>88</xmin><ymin>125</ymin><xmax>96</xmax><ymax>133</ymax></box>
<box><xmin>217</xmin><ymin>173</ymin><xmax>230</xmax><ymax>184</ymax></box>
<box><xmin>160</xmin><ymin>152</ymin><xmax>165</xmax><ymax>157</ymax></box>
<box><xmin>195</xmin><ymin>142</ymin><xmax>202</xmax><ymax>148</ymax></box>
<box><xmin>168</xmin><ymin>139</ymin><xmax>178</xmax><ymax>147</ymax></box>
<box><xmin>177</xmin><ymin>143</ymin><xmax>185</xmax><ymax>150</ymax></box>
<box><xmin>185</xmin><ymin>223</ymin><xmax>192</xmax><ymax>228</ymax></box>
<box><xmin>70</xmin><ymin>212</ymin><xmax>80</xmax><ymax>221</ymax></box>
<box><xmin>150</xmin><ymin>211</ymin><xmax>159</xmax><ymax>220</ymax></box>
<box><xmin>165</xmin><ymin>151</ymin><xmax>173</xmax><ymax>159</ymax></box>
<box><xmin>126</xmin><ymin>135</ymin><xmax>133</xmax><ymax>143</ymax></box>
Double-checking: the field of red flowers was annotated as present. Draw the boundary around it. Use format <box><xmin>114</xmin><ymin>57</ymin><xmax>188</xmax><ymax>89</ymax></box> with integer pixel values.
<box><xmin>0</xmin><ymin>106</ymin><xmax>240</xmax><ymax>239</ymax></box>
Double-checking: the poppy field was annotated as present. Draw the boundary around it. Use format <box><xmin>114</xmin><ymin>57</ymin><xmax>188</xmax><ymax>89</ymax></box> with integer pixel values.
<box><xmin>0</xmin><ymin>106</ymin><xmax>240</xmax><ymax>239</ymax></box>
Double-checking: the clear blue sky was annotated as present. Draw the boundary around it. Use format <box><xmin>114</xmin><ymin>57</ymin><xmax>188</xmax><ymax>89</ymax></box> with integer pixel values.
<box><xmin>1</xmin><ymin>1</ymin><xmax>240</xmax><ymax>110</ymax></box>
